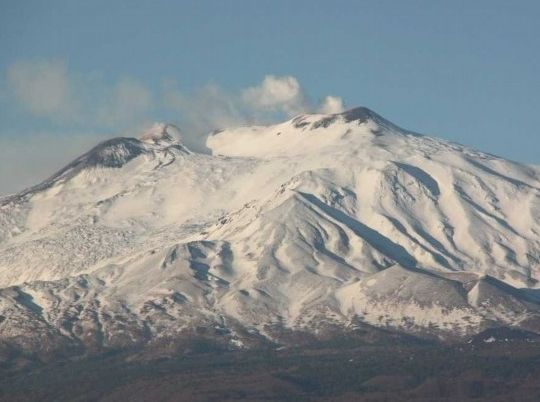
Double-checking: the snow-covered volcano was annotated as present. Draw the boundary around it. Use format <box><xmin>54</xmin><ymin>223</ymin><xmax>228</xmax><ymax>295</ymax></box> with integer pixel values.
<box><xmin>1</xmin><ymin>107</ymin><xmax>540</xmax><ymax>357</ymax></box>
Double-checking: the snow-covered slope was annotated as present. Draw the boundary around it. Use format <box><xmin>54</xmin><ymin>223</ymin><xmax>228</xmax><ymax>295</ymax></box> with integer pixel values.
<box><xmin>1</xmin><ymin>109</ymin><xmax>540</xmax><ymax>357</ymax></box>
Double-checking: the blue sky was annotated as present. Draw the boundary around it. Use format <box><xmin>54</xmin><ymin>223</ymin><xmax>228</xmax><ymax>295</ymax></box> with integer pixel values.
<box><xmin>1</xmin><ymin>0</ymin><xmax>539</xmax><ymax>193</ymax></box>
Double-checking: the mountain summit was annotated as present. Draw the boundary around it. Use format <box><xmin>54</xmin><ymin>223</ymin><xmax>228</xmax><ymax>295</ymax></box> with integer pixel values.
<box><xmin>139</xmin><ymin>123</ymin><xmax>183</xmax><ymax>145</ymax></box>
<box><xmin>1</xmin><ymin>107</ymin><xmax>539</xmax><ymax>360</ymax></box>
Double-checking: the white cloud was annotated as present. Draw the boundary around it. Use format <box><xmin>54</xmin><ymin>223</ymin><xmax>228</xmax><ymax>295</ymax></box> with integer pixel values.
<box><xmin>163</xmin><ymin>81</ymin><xmax>247</xmax><ymax>151</ymax></box>
<box><xmin>319</xmin><ymin>95</ymin><xmax>345</xmax><ymax>114</ymax></box>
<box><xmin>7</xmin><ymin>60</ymin><xmax>78</xmax><ymax>119</ymax></box>
<box><xmin>165</xmin><ymin>83</ymin><xmax>243</xmax><ymax>128</ymax></box>
<box><xmin>5</xmin><ymin>60</ymin><xmax>153</xmax><ymax>130</ymax></box>
<box><xmin>5</xmin><ymin>62</ymin><xmax>345</xmax><ymax>137</ymax></box>
<box><xmin>242</xmin><ymin>75</ymin><xmax>307</xmax><ymax>116</ymax></box>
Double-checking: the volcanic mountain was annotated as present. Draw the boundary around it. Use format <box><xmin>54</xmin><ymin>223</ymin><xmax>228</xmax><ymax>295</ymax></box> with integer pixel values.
<box><xmin>1</xmin><ymin>108</ymin><xmax>539</xmax><ymax>360</ymax></box>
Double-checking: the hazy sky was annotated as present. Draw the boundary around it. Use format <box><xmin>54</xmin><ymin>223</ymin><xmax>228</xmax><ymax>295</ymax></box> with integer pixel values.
<box><xmin>1</xmin><ymin>0</ymin><xmax>539</xmax><ymax>194</ymax></box>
